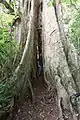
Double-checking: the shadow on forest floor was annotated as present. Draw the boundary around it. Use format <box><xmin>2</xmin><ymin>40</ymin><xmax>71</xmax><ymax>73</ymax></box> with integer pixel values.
<box><xmin>13</xmin><ymin>80</ymin><xmax>59</xmax><ymax>120</ymax></box>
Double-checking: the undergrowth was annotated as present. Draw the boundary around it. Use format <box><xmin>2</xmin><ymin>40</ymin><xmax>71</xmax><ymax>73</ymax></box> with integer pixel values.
<box><xmin>0</xmin><ymin>27</ymin><xmax>18</xmax><ymax>108</ymax></box>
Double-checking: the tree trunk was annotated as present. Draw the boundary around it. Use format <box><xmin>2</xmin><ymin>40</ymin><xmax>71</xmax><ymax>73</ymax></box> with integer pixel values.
<box><xmin>42</xmin><ymin>1</ymin><xmax>80</xmax><ymax>120</ymax></box>
<box><xmin>13</xmin><ymin>0</ymin><xmax>40</xmax><ymax>99</ymax></box>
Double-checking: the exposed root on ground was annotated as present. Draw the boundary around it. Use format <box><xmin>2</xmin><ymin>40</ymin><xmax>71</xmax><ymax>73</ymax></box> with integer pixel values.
<box><xmin>13</xmin><ymin>81</ymin><xmax>59</xmax><ymax>120</ymax></box>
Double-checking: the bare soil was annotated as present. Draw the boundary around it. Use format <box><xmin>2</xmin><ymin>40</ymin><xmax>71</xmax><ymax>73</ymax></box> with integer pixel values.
<box><xmin>14</xmin><ymin>82</ymin><xmax>59</xmax><ymax>120</ymax></box>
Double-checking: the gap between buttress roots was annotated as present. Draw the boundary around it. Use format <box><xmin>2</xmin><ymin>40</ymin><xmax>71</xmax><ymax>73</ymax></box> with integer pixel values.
<box><xmin>28</xmin><ymin>36</ymin><xmax>45</xmax><ymax>102</ymax></box>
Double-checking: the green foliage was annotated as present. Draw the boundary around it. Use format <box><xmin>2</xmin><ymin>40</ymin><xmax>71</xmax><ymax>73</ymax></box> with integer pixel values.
<box><xmin>47</xmin><ymin>0</ymin><xmax>54</xmax><ymax>7</ymax></box>
<box><xmin>0</xmin><ymin>0</ymin><xmax>21</xmax><ymax>109</ymax></box>
<box><xmin>0</xmin><ymin>83</ymin><xmax>12</xmax><ymax>108</ymax></box>
<box><xmin>68</xmin><ymin>11</ymin><xmax>80</xmax><ymax>52</ymax></box>
<box><xmin>52</xmin><ymin>0</ymin><xmax>56</xmax><ymax>6</ymax></box>
<box><xmin>0</xmin><ymin>27</ymin><xmax>17</xmax><ymax>70</ymax></box>
<box><xmin>61</xmin><ymin>0</ymin><xmax>77</xmax><ymax>4</ymax></box>
<box><xmin>61</xmin><ymin>0</ymin><xmax>80</xmax><ymax>52</ymax></box>
<box><xmin>0</xmin><ymin>13</ymin><xmax>14</xmax><ymax>26</ymax></box>
<box><xmin>0</xmin><ymin>25</ymin><xmax>18</xmax><ymax>108</ymax></box>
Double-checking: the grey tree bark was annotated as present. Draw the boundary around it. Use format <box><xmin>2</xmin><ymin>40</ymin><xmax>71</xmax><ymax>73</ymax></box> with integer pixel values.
<box><xmin>13</xmin><ymin>0</ymin><xmax>41</xmax><ymax>99</ymax></box>
<box><xmin>42</xmin><ymin>0</ymin><xmax>80</xmax><ymax>120</ymax></box>
<box><xmin>4</xmin><ymin>0</ymin><xmax>80</xmax><ymax>119</ymax></box>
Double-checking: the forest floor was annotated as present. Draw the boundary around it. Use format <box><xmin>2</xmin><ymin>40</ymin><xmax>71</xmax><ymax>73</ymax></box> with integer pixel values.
<box><xmin>13</xmin><ymin>78</ymin><xmax>59</xmax><ymax>120</ymax></box>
